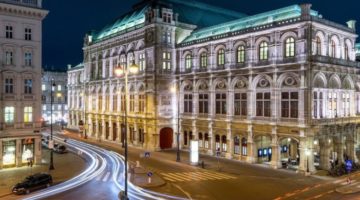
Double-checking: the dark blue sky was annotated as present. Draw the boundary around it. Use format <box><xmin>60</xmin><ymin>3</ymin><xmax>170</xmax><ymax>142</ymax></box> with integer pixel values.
<box><xmin>42</xmin><ymin>0</ymin><xmax>359</xmax><ymax>70</ymax></box>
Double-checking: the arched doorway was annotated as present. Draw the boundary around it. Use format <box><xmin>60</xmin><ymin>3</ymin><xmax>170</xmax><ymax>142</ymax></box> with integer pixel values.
<box><xmin>279</xmin><ymin>137</ymin><xmax>300</xmax><ymax>170</ymax></box>
<box><xmin>160</xmin><ymin>128</ymin><xmax>173</xmax><ymax>149</ymax></box>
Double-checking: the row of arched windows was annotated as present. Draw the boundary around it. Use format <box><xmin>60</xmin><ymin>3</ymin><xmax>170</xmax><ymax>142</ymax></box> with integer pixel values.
<box><xmin>184</xmin><ymin>37</ymin><xmax>297</xmax><ymax>69</ymax></box>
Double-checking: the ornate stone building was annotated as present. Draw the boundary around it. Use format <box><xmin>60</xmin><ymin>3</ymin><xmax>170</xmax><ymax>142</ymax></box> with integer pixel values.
<box><xmin>68</xmin><ymin>0</ymin><xmax>360</xmax><ymax>173</ymax></box>
<box><xmin>0</xmin><ymin>0</ymin><xmax>48</xmax><ymax>168</ymax></box>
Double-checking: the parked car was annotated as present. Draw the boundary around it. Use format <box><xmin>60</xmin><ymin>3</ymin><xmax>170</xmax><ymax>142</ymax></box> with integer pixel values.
<box><xmin>54</xmin><ymin>145</ymin><xmax>67</xmax><ymax>154</ymax></box>
<box><xmin>12</xmin><ymin>173</ymin><xmax>53</xmax><ymax>195</ymax></box>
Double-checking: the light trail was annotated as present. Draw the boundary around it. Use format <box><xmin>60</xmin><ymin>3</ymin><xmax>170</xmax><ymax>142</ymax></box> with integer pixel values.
<box><xmin>22</xmin><ymin>134</ymin><xmax>187</xmax><ymax>200</ymax></box>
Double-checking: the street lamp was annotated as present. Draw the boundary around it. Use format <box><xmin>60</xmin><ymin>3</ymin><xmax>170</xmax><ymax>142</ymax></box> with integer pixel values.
<box><xmin>49</xmin><ymin>81</ymin><xmax>56</xmax><ymax>170</ymax></box>
<box><xmin>171</xmin><ymin>79</ymin><xmax>181</xmax><ymax>162</ymax></box>
<box><xmin>114</xmin><ymin>61</ymin><xmax>138</xmax><ymax>200</ymax></box>
<box><xmin>305</xmin><ymin>148</ymin><xmax>311</xmax><ymax>174</ymax></box>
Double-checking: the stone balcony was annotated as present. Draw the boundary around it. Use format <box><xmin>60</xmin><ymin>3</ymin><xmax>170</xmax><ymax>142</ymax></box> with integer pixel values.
<box><xmin>310</xmin><ymin>55</ymin><xmax>360</xmax><ymax>68</ymax></box>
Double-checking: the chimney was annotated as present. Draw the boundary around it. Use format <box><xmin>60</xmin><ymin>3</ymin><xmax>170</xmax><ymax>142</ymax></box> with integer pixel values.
<box><xmin>67</xmin><ymin>64</ymin><xmax>72</xmax><ymax>69</ymax></box>
<box><xmin>347</xmin><ymin>20</ymin><xmax>356</xmax><ymax>31</ymax></box>
<box><xmin>300</xmin><ymin>4</ymin><xmax>312</xmax><ymax>18</ymax></box>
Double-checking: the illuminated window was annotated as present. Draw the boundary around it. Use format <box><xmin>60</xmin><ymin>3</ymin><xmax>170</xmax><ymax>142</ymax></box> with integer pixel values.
<box><xmin>185</xmin><ymin>54</ymin><xmax>192</xmax><ymax>70</ymax></box>
<box><xmin>217</xmin><ymin>49</ymin><xmax>225</xmax><ymax>66</ymax></box>
<box><xmin>57</xmin><ymin>85</ymin><xmax>61</xmax><ymax>91</ymax></box>
<box><xmin>259</xmin><ymin>41</ymin><xmax>269</xmax><ymax>60</ymax></box>
<box><xmin>241</xmin><ymin>138</ymin><xmax>247</xmax><ymax>156</ymax></box>
<box><xmin>234</xmin><ymin>136</ymin><xmax>240</xmax><ymax>154</ymax></box>
<box><xmin>330</xmin><ymin>40</ymin><xmax>336</xmax><ymax>58</ymax></box>
<box><xmin>139</xmin><ymin>94</ymin><xmax>145</xmax><ymax>113</ymax></box>
<box><xmin>162</xmin><ymin>52</ymin><xmax>171</xmax><ymax>70</ymax></box>
<box><xmin>139</xmin><ymin>53</ymin><xmax>146</xmax><ymax>71</ymax></box>
<box><xmin>221</xmin><ymin>135</ymin><xmax>227</xmax><ymax>152</ymax></box>
<box><xmin>42</xmin><ymin>84</ymin><xmax>46</xmax><ymax>91</ymax></box>
<box><xmin>285</xmin><ymin>37</ymin><xmax>295</xmax><ymax>57</ymax></box>
<box><xmin>200</xmin><ymin>53</ymin><xmax>207</xmax><ymax>68</ymax></box>
<box><xmin>5</xmin><ymin>107</ymin><xmax>15</xmax><ymax>124</ymax></box>
<box><xmin>237</xmin><ymin>46</ymin><xmax>245</xmax><ymax>63</ymax></box>
<box><xmin>316</xmin><ymin>36</ymin><xmax>321</xmax><ymax>55</ymax></box>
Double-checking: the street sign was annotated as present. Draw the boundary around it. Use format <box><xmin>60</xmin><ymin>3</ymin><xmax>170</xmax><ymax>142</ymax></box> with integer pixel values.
<box><xmin>147</xmin><ymin>172</ymin><xmax>153</xmax><ymax>177</ymax></box>
<box><xmin>145</xmin><ymin>152</ymin><xmax>150</xmax><ymax>158</ymax></box>
<box><xmin>346</xmin><ymin>160</ymin><xmax>353</xmax><ymax>172</ymax></box>
<box><xmin>48</xmin><ymin>140</ymin><xmax>54</xmax><ymax>149</ymax></box>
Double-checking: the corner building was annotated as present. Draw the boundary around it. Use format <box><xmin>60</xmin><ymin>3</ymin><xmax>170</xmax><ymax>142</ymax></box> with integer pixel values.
<box><xmin>0</xmin><ymin>0</ymin><xmax>48</xmax><ymax>168</ymax></box>
<box><xmin>68</xmin><ymin>0</ymin><xmax>360</xmax><ymax>173</ymax></box>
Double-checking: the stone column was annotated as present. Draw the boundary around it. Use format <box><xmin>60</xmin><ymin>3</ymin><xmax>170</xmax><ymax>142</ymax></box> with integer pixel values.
<box><xmin>299</xmin><ymin>135</ymin><xmax>316</xmax><ymax>173</ymax></box>
<box><xmin>298</xmin><ymin>137</ymin><xmax>307</xmax><ymax>172</ymax></box>
<box><xmin>335</xmin><ymin>133</ymin><xmax>345</xmax><ymax>164</ymax></box>
<box><xmin>116</xmin><ymin>121</ymin><xmax>121</xmax><ymax>143</ymax></box>
<box><xmin>16</xmin><ymin>139</ymin><xmax>22</xmax><ymax>167</ymax></box>
<box><xmin>270</xmin><ymin>127</ymin><xmax>281</xmax><ymax>169</ymax></box>
<box><xmin>133</xmin><ymin>123</ymin><xmax>139</xmax><ymax>146</ymax></box>
<box><xmin>109</xmin><ymin>117</ymin><xmax>114</xmax><ymax>141</ymax></box>
<box><xmin>319</xmin><ymin>136</ymin><xmax>331</xmax><ymax>170</ymax></box>
<box><xmin>246</xmin><ymin>124</ymin><xmax>255</xmax><ymax>164</ymax></box>
<box><xmin>34</xmin><ymin>137</ymin><xmax>41</xmax><ymax>165</ymax></box>
<box><xmin>226</xmin><ymin>124</ymin><xmax>233</xmax><ymax>159</ymax></box>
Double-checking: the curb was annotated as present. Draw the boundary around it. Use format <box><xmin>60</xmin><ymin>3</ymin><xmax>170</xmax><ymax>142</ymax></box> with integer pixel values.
<box><xmin>0</xmin><ymin>193</ymin><xmax>12</xmax><ymax>198</ymax></box>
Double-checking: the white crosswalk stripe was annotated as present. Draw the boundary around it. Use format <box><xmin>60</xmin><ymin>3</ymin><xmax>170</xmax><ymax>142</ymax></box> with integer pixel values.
<box><xmin>102</xmin><ymin>172</ymin><xmax>111</xmax><ymax>182</ymax></box>
<box><xmin>161</xmin><ymin>171</ymin><xmax>237</xmax><ymax>182</ymax></box>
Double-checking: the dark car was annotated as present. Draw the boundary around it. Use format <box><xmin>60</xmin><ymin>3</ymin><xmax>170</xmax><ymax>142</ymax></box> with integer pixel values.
<box><xmin>12</xmin><ymin>173</ymin><xmax>53</xmax><ymax>195</ymax></box>
<box><xmin>54</xmin><ymin>145</ymin><xmax>67</xmax><ymax>154</ymax></box>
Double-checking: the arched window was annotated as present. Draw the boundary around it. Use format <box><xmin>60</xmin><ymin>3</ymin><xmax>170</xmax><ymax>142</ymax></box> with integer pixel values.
<box><xmin>316</xmin><ymin>36</ymin><xmax>321</xmax><ymax>55</ymax></box>
<box><xmin>199</xmin><ymin>132</ymin><xmax>203</xmax><ymax>148</ymax></box>
<box><xmin>215</xmin><ymin>135</ymin><xmax>220</xmax><ymax>151</ymax></box>
<box><xmin>237</xmin><ymin>46</ymin><xmax>245</xmax><ymax>63</ymax></box>
<box><xmin>200</xmin><ymin>53</ymin><xmax>207</xmax><ymax>68</ymax></box>
<box><xmin>217</xmin><ymin>49</ymin><xmax>225</xmax><ymax>66</ymax></box>
<box><xmin>241</xmin><ymin>138</ymin><xmax>247</xmax><ymax>156</ymax></box>
<box><xmin>234</xmin><ymin>136</ymin><xmax>240</xmax><ymax>155</ymax></box>
<box><xmin>184</xmin><ymin>131</ymin><xmax>188</xmax><ymax>146</ymax></box>
<box><xmin>285</xmin><ymin>37</ymin><xmax>295</xmax><ymax>57</ymax></box>
<box><xmin>344</xmin><ymin>45</ymin><xmax>349</xmax><ymax>60</ymax></box>
<box><xmin>185</xmin><ymin>54</ymin><xmax>192</xmax><ymax>69</ymax></box>
<box><xmin>259</xmin><ymin>41</ymin><xmax>269</xmax><ymax>61</ymax></box>
<box><xmin>221</xmin><ymin>135</ymin><xmax>227</xmax><ymax>152</ymax></box>
<box><xmin>204</xmin><ymin>133</ymin><xmax>209</xmax><ymax>149</ymax></box>
<box><xmin>330</xmin><ymin>40</ymin><xmax>336</xmax><ymax>58</ymax></box>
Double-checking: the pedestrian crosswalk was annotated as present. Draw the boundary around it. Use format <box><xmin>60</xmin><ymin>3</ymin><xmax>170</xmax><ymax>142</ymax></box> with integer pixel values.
<box><xmin>161</xmin><ymin>171</ymin><xmax>237</xmax><ymax>182</ymax></box>
<box><xmin>96</xmin><ymin>171</ymin><xmax>112</xmax><ymax>182</ymax></box>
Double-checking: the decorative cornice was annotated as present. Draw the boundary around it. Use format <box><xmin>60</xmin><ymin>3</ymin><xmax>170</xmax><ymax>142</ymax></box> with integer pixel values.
<box><xmin>0</xmin><ymin>2</ymin><xmax>48</xmax><ymax>20</ymax></box>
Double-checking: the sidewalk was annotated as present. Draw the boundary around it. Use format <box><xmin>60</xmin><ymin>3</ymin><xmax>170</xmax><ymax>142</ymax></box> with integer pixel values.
<box><xmin>61</xmin><ymin>130</ymin><xmax>318</xmax><ymax>182</ymax></box>
<box><xmin>0</xmin><ymin>149</ymin><xmax>86</xmax><ymax>198</ymax></box>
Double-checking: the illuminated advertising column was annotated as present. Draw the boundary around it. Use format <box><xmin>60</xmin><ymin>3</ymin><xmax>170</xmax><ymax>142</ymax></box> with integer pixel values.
<box><xmin>190</xmin><ymin>140</ymin><xmax>199</xmax><ymax>165</ymax></box>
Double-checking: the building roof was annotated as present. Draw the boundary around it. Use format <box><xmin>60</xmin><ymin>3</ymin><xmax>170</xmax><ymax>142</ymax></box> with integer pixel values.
<box><xmin>182</xmin><ymin>4</ymin><xmax>318</xmax><ymax>43</ymax></box>
<box><xmin>67</xmin><ymin>63</ymin><xmax>84</xmax><ymax>72</ymax></box>
<box><xmin>92</xmin><ymin>0</ymin><xmax>247</xmax><ymax>43</ymax></box>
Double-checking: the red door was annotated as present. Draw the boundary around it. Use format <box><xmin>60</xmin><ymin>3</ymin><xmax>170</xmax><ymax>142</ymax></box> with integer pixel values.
<box><xmin>160</xmin><ymin>128</ymin><xmax>173</xmax><ymax>149</ymax></box>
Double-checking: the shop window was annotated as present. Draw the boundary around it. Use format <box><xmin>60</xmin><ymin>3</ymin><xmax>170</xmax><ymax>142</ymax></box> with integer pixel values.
<box><xmin>22</xmin><ymin>139</ymin><xmax>34</xmax><ymax>163</ymax></box>
<box><xmin>3</xmin><ymin>140</ymin><xmax>16</xmax><ymax>166</ymax></box>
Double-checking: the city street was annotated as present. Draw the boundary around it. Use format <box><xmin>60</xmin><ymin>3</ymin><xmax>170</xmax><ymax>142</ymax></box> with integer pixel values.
<box><xmin>61</xmin><ymin>130</ymin><xmax>358</xmax><ymax>200</ymax></box>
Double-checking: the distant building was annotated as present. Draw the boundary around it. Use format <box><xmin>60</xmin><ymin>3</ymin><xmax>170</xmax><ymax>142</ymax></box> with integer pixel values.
<box><xmin>0</xmin><ymin>0</ymin><xmax>48</xmax><ymax>168</ymax></box>
<box><xmin>41</xmin><ymin>69</ymin><xmax>68</xmax><ymax>126</ymax></box>
<box><xmin>68</xmin><ymin>0</ymin><xmax>360</xmax><ymax>173</ymax></box>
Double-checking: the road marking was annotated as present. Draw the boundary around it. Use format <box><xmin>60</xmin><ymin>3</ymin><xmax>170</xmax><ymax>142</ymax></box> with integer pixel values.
<box><xmin>96</xmin><ymin>173</ymin><xmax>103</xmax><ymax>181</ymax></box>
<box><xmin>102</xmin><ymin>172</ymin><xmax>110</xmax><ymax>182</ymax></box>
<box><xmin>161</xmin><ymin>171</ymin><xmax>236</xmax><ymax>183</ymax></box>
<box><xmin>173</xmin><ymin>184</ymin><xmax>192</xmax><ymax>200</ymax></box>
<box><xmin>333</xmin><ymin>179</ymin><xmax>346</xmax><ymax>184</ymax></box>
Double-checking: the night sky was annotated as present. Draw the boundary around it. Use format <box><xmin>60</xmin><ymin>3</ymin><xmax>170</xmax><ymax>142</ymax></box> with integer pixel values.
<box><xmin>42</xmin><ymin>0</ymin><xmax>360</xmax><ymax>71</ymax></box>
